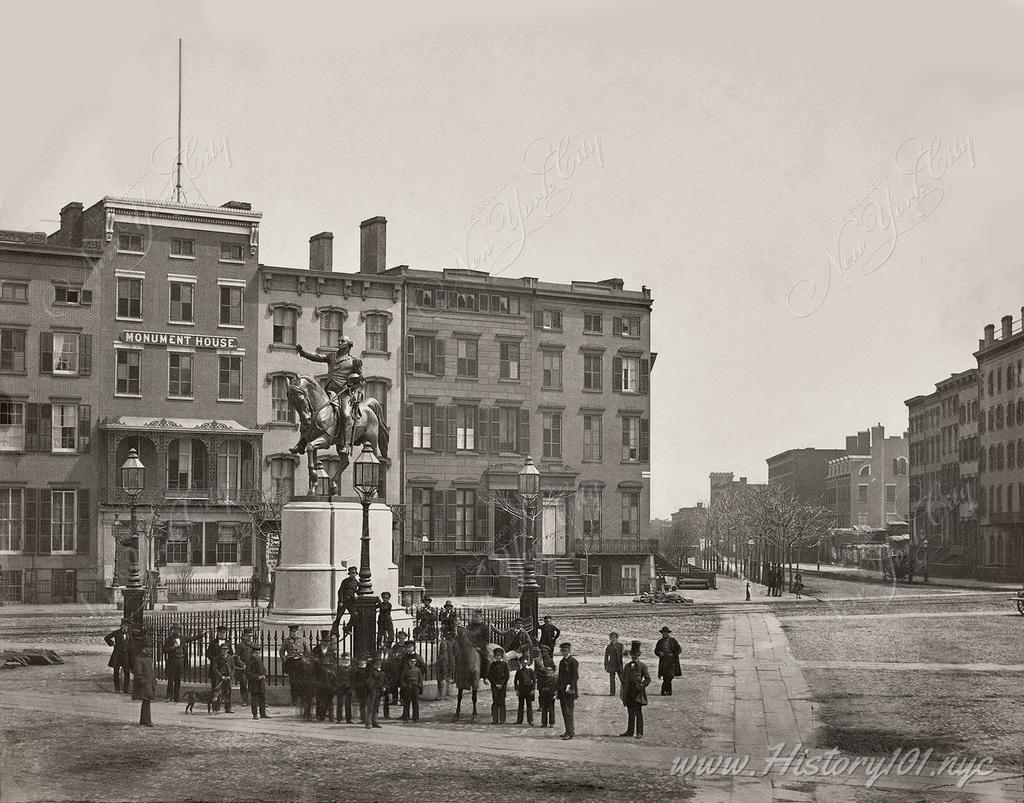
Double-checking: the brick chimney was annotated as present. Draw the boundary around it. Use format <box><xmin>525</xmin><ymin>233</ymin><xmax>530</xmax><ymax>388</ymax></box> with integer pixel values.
<box><xmin>857</xmin><ymin>430</ymin><xmax>870</xmax><ymax>454</ymax></box>
<box><xmin>846</xmin><ymin>435</ymin><xmax>859</xmax><ymax>453</ymax></box>
<box><xmin>1002</xmin><ymin>315</ymin><xmax>1013</xmax><ymax>340</ymax></box>
<box><xmin>59</xmin><ymin>202</ymin><xmax>83</xmax><ymax>245</ymax></box>
<box><xmin>360</xmin><ymin>216</ymin><xmax>386</xmax><ymax>274</ymax></box>
<box><xmin>984</xmin><ymin>324</ymin><xmax>995</xmax><ymax>345</ymax></box>
<box><xmin>309</xmin><ymin>232</ymin><xmax>334</xmax><ymax>272</ymax></box>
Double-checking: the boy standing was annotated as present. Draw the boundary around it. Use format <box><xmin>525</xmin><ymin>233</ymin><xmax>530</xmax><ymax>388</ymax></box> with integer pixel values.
<box><xmin>362</xmin><ymin>656</ymin><xmax>385</xmax><ymax>728</ymax></box>
<box><xmin>377</xmin><ymin>591</ymin><xmax>395</xmax><ymax>650</ymax></box>
<box><xmin>352</xmin><ymin>656</ymin><xmax>368</xmax><ymax>725</ymax></box>
<box><xmin>604</xmin><ymin>632</ymin><xmax>625</xmax><ymax>695</ymax></box>
<box><xmin>487</xmin><ymin>647</ymin><xmax>510</xmax><ymax>724</ymax></box>
<box><xmin>538</xmin><ymin>616</ymin><xmax>561</xmax><ymax>656</ymax></box>
<box><xmin>335</xmin><ymin>653</ymin><xmax>353</xmax><ymax>724</ymax></box>
<box><xmin>514</xmin><ymin>649</ymin><xmax>536</xmax><ymax>725</ymax></box>
<box><xmin>399</xmin><ymin>654</ymin><xmax>422</xmax><ymax>723</ymax></box>
<box><xmin>535</xmin><ymin>646</ymin><xmax>558</xmax><ymax>728</ymax></box>
<box><xmin>557</xmin><ymin>642</ymin><xmax>579</xmax><ymax>740</ymax></box>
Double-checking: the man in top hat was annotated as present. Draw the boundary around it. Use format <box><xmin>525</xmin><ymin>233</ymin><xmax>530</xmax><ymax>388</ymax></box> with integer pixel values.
<box><xmin>234</xmin><ymin>627</ymin><xmax>260</xmax><ymax>705</ymax></box>
<box><xmin>620</xmin><ymin>641</ymin><xmax>651</xmax><ymax>739</ymax></box>
<box><xmin>438</xmin><ymin>600</ymin><xmax>459</xmax><ymax>640</ymax></box>
<box><xmin>538</xmin><ymin>615</ymin><xmax>561</xmax><ymax>657</ymax></box>
<box><xmin>162</xmin><ymin>623</ymin><xmax>202</xmax><ymax>702</ymax></box>
<box><xmin>466</xmin><ymin>609</ymin><xmax>492</xmax><ymax>678</ymax></box>
<box><xmin>104</xmin><ymin>619</ymin><xmax>135</xmax><ymax>694</ymax></box>
<box><xmin>313</xmin><ymin>630</ymin><xmax>339</xmax><ymax>721</ymax></box>
<box><xmin>205</xmin><ymin>625</ymin><xmax>233</xmax><ymax>678</ymax></box>
<box><xmin>132</xmin><ymin>638</ymin><xmax>157</xmax><ymax>727</ymax></box>
<box><xmin>654</xmin><ymin>626</ymin><xmax>682</xmax><ymax>696</ymax></box>
<box><xmin>556</xmin><ymin>642</ymin><xmax>579</xmax><ymax>739</ymax></box>
<box><xmin>280</xmin><ymin>624</ymin><xmax>308</xmax><ymax>704</ymax></box>
<box><xmin>333</xmin><ymin>567</ymin><xmax>361</xmax><ymax>636</ymax></box>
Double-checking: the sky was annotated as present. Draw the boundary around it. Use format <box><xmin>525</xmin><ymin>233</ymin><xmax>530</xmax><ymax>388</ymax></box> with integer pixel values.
<box><xmin>2</xmin><ymin>0</ymin><xmax>1023</xmax><ymax>518</ymax></box>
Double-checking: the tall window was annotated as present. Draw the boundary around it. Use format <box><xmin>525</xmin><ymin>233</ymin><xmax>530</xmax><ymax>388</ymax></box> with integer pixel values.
<box><xmin>583</xmin><ymin>414</ymin><xmax>602</xmax><ymax>461</ymax></box>
<box><xmin>271</xmin><ymin>458</ymin><xmax>296</xmax><ymax>500</ymax></box>
<box><xmin>499</xmin><ymin>407</ymin><xmax>519</xmax><ymax>452</ymax></box>
<box><xmin>0</xmin><ymin>488</ymin><xmax>23</xmax><ymax>552</ymax></box>
<box><xmin>620</xmin><ymin>492</ymin><xmax>640</xmax><ymax>537</ymax></box>
<box><xmin>51</xmin><ymin>404</ymin><xmax>77</xmax><ymax>452</ymax></box>
<box><xmin>499</xmin><ymin>342</ymin><xmax>520</xmax><ymax>380</ymax></box>
<box><xmin>273</xmin><ymin>308</ymin><xmax>297</xmax><ymax>345</ymax></box>
<box><xmin>116</xmin><ymin>349</ymin><xmax>141</xmax><ymax>395</ymax></box>
<box><xmin>542</xmin><ymin>351</ymin><xmax>562</xmax><ymax>390</ymax></box>
<box><xmin>412</xmin><ymin>336</ymin><xmax>438</xmax><ymax>373</ymax></box>
<box><xmin>320</xmin><ymin>310</ymin><xmax>345</xmax><ymax>349</ymax></box>
<box><xmin>169</xmin><ymin>281</ymin><xmax>195</xmax><ymax>323</ymax></box>
<box><xmin>272</xmin><ymin>376</ymin><xmax>295</xmax><ymax>423</ymax></box>
<box><xmin>167</xmin><ymin>439</ymin><xmax>206</xmax><ymax>491</ymax></box>
<box><xmin>412</xmin><ymin>403</ymin><xmax>433</xmax><ymax>449</ymax></box>
<box><xmin>168</xmin><ymin>353</ymin><xmax>193</xmax><ymax>398</ymax></box>
<box><xmin>620</xmin><ymin>356</ymin><xmax>639</xmax><ymax>392</ymax></box>
<box><xmin>51</xmin><ymin>489</ymin><xmax>76</xmax><ymax>553</ymax></box>
<box><xmin>218</xmin><ymin>356</ymin><xmax>242</xmax><ymax>400</ymax></box>
<box><xmin>52</xmin><ymin>332</ymin><xmax>80</xmax><ymax>375</ymax></box>
<box><xmin>219</xmin><ymin>286</ymin><xmax>243</xmax><ymax>326</ymax></box>
<box><xmin>0</xmin><ymin>329</ymin><xmax>26</xmax><ymax>372</ymax></box>
<box><xmin>456</xmin><ymin>405</ymin><xmax>477</xmax><ymax>450</ymax></box>
<box><xmin>365</xmin><ymin>314</ymin><xmax>388</xmax><ymax>352</ymax></box>
<box><xmin>116</xmin><ymin>277</ymin><xmax>142</xmax><ymax>319</ymax></box>
<box><xmin>364</xmin><ymin>380</ymin><xmax>388</xmax><ymax>421</ymax></box>
<box><xmin>583</xmin><ymin>353</ymin><xmax>602</xmax><ymax>390</ymax></box>
<box><xmin>453</xmin><ymin>489</ymin><xmax>476</xmax><ymax>541</ymax></box>
<box><xmin>217</xmin><ymin>440</ymin><xmax>253</xmax><ymax>501</ymax></box>
<box><xmin>622</xmin><ymin>416</ymin><xmax>639</xmax><ymax>462</ymax></box>
<box><xmin>166</xmin><ymin>524</ymin><xmax>190</xmax><ymax>564</ymax></box>
<box><xmin>411</xmin><ymin>488</ymin><xmax>432</xmax><ymax>538</ymax></box>
<box><xmin>886</xmin><ymin>484</ymin><xmax>896</xmax><ymax>504</ymax></box>
<box><xmin>456</xmin><ymin>339</ymin><xmax>478</xmax><ymax>378</ymax></box>
<box><xmin>542</xmin><ymin>411</ymin><xmax>561</xmax><ymax>459</ymax></box>
<box><xmin>858</xmin><ymin>484</ymin><xmax>868</xmax><ymax>502</ymax></box>
<box><xmin>581</xmin><ymin>488</ymin><xmax>602</xmax><ymax>538</ymax></box>
<box><xmin>170</xmin><ymin>238</ymin><xmax>195</xmax><ymax>258</ymax></box>
<box><xmin>0</xmin><ymin>401</ymin><xmax>25</xmax><ymax>451</ymax></box>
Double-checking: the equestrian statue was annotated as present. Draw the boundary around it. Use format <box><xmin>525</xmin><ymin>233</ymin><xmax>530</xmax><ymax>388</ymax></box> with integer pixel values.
<box><xmin>287</xmin><ymin>336</ymin><xmax>390</xmax><ymax>494</ymax></box>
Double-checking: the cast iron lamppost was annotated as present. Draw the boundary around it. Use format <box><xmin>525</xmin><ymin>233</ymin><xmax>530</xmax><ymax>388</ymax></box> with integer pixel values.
<box><xmin>518</xmin><ymin>456</ymin><xmax>541</xmax><ymax>639</ymax></box>
<box><xmin>351</xmin><ymin>443</ymin><xmax>381</xmax><ymax>660</ymax></box>
<box><xmin>119</xmin><ymin>448</ymin><xmax>147</xmax><ymax>627</ymax></box>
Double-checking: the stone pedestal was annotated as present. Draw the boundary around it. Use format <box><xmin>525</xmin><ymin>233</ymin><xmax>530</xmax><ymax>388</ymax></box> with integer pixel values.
<box><xmin>262</xmin><ymin>499</ymin><xmax>399</xmax><ymax>632</ymax></box>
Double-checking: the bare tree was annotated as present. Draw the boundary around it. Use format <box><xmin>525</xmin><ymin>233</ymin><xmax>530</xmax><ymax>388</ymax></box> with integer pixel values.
<box><xmin>239</xmin><ymin>487</ymin><xmax>289</xmax><ymax>580</ymax></box>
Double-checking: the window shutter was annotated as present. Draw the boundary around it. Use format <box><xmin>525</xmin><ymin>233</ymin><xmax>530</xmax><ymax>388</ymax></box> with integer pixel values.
<box><xmin>534</xmin><ymin>309</ymin><xmax>544</xmax><ymax>329</ymax></box>
<box><xmin>80</xmin><ymin>335</ymin><xmax>92</xmax><ymax>376</ymax></box>
<box><xmin>241</xmin><ymin>530</ymin><xmax>253</xmax><ymax>565</ymax></box>
<box><xmin>405</xmin><ymin>336</ymin><xmax>415</xmax><ymax>372</ymax></box>
<box><xmin>434</xmin><ymin>339</ymin><xmax>445</xmax><ymax>376</ymax></box>
<box><xmin>477</xmin><ymin>406</ymin><xmax>488</xmax><ymax>453</ymax></box>
<box><xmin>76</xmin><ymin>489</ymin><xmax>90</xmax><ymax>555</ymax></box>
<box><xmin>445</xmin><ymin>489</ymin><xmax>457</xmax><ymax>538</ymax></box>
<box><xmin>476</xmin><ymin>493</ymin><xmax>488</xmax><ymax>542</ymax></box>
<box><xmin>39</xmin><ymin>404</ymin><xmax>51</xmax><ymax>453</ymax></box>
<box><xmin>612</xmin><ymin>316</ymin><xmax>622</xmax><ymax>336</ymax></box>
<box><xmin>25</xmin><ymin>404</ymin><xmax>38</xmax><ymax>452</ymax></box>
<box><xmin>431</xmin><ymin>489</ymin><xmax>445</xmax><ymax>540</ymax></box>
<box><xmin>204</xmin><ymin>522</ymin><xmax>217</xmax><ymax>566</ymax></box>
<box><xmin>39</xmin><ymin>332</ymin><xmax>53</xmax><ymax>374</ymax></box>
<box><xmin>490</xmin><ymin>407</ymin><xmax>500</xmax><ymax>454</ymax></box>
<box><xmin>404</xmin><ymin>403</ymin><xmax>414</xmax><ymax>449</ymax></box>
<box><xmin>640</xmin><ymin>418</ymin><xmax>650</xmax><ymax>463</ymax></box>
<box><xmin>190</xmin><ymin>523</ymin><xmax>204</xmax><ymax>565</ymax></box>
<box><xmin>518</xmin><ymin>409</ymin><xmax>530</xmax><ymax>455</ymax></box>
<box><xmin>37</xmin><ymin>491</ymin><xmax>52</xmax><ymax>555</ymax></box>
<box><xmin>23</xmin><ymin>489</ymin><xmax>38</xmax><ymax>555</ymax></box>
<box><xmin>640</xmin><ymin>358</ymin><xmax>650</xmax><ymax>394</ymax></box>
<box><xmin>433</xmin><ymin>405</ymin><xmax>445</xmax><ymax>451</ymax></box>
<box><xmin>155</xmin><ymin>523</ymin><xmax>167</xmax><ymax>567</ymax></box>
<box><xmin>612</xmin><ymin>357</ymin><xmax>623</xmax><ymax>392</ymax></box>
<box><xmin>78</xmin><ymin>405</ymin><xmax>91</xmax><ymax>453</ymax></box>
<box><xmin>446</xmin><ymin>405</ymin><xmax>457</xmax><ymax>453</ymax></box>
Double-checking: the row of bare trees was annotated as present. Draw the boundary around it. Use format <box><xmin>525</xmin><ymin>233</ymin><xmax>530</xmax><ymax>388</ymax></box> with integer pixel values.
<box><xmin>697</xmin><ymin>485</ymin><xmax>835</xmax><ymax>589</ymax></box>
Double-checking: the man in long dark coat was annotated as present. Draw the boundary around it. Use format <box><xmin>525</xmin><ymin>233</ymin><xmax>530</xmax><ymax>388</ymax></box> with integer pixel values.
<box><xmin>620</xmin><ymin>640</ymin><xmax>651</xmax><ymax>739</ymax></box>
<box><xmin>104</xmin><ymin>619</ymin><xmax>135</xmax><ymax>694</ymax></box>
<box><xmin>556</xmin><ymin>642</ymin><xmax>578</xmax><ymax>740</ymax></box>
<box><xmin>162</xmin><ymin>623</ymin><xmax>201</xmax><ymax>702</ymax></box>
<box><xmin>132</xmin><ymin>640</ymin><xmax>157</xmax><ymax>727</ymax></box>
<box><xmin>654</xmin><ymin>626</ymin><xmax>681</xmax><ymax>696</ymax></box>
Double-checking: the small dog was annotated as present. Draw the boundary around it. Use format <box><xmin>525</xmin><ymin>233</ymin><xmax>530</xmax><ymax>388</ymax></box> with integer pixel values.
<box><xmin>183</xmin><ymin>691</ymin><xmax>196</xmax><ymax>714</ymax></box>
<box><xmin>208</xmin><ymin>690</ymin><xmax>220</xmax><ymax>714</ymax></box>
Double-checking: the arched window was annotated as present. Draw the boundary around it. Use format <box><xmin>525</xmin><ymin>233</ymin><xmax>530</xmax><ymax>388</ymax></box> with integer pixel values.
<box><xmin>858</xmin><ymin>464</ymin><xmax>871</xmax><ymax>476</ymax></box>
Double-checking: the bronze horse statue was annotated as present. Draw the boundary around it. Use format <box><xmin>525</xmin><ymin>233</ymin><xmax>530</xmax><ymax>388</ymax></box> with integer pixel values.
<box><xmin>286</xmin><ymin>376</ymin><xmax>389</xmax><ymax>493</ymax></box>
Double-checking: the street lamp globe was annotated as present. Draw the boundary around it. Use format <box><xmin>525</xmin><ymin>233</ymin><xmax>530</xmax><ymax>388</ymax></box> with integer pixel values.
<box><xmin>120</xmin><ymin>448</ymin><xmax>146</xmax><ymax>499</ymax></box>
<box><xmin>518</xmin><ymin>455</ymin><xmax>540</xmax><ymax>502</ymax></box>
<box><xmin>352</xmin><ymin>443</ymin><xmax>381</xmax><ymax>502</ymax></box>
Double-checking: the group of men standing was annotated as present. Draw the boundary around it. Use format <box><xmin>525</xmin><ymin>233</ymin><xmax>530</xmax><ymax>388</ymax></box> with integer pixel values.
<box><xmin>603</xmin><ymin>625</ymin><xmax>683</xmax><ymax>739</ymax></box>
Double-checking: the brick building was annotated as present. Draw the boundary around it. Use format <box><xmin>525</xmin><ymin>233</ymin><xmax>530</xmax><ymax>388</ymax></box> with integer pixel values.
<box><xmin>393</xmin><ymin>265</ymin><xmax>656</xmax><ymax>597</ymax></box>
<box><xmin>825</xmin><ymin>425</ymin><xmax>909</xmax><ymax>530</ymax></box>
<box><xmin>256</xmin><ymin>218</ymin><xmax>403</xmax><ymax>556</ymax></box>
<box><xmin>905</xmin><ymin>369</ymin><xmax>978</xmax><ymax>568</ymax></box>
<box><xmin>766</xmin><ymin>448</ymin><xmax>847</xmax><ymax>505</ymax></box>
<box><xmin>0</xmin><ymin>226</ymin><xmax>103</xmax><ymax>602</ymax></box>
<box><xmin>975</xmin><ymin>310</ymin><xmax>1024</xmax><ymax>580</ymax></box>
<box><xmin>709</xmin><ymin>472</ymin><xmax>765</xmax><ymax>506</ymax></box>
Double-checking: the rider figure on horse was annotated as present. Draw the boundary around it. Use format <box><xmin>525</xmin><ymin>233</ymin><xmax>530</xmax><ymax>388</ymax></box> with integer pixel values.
<box><xmin>293</xmin><ymin>336</ymin><xmax>365</xmax><ymax>454</ymax></box>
